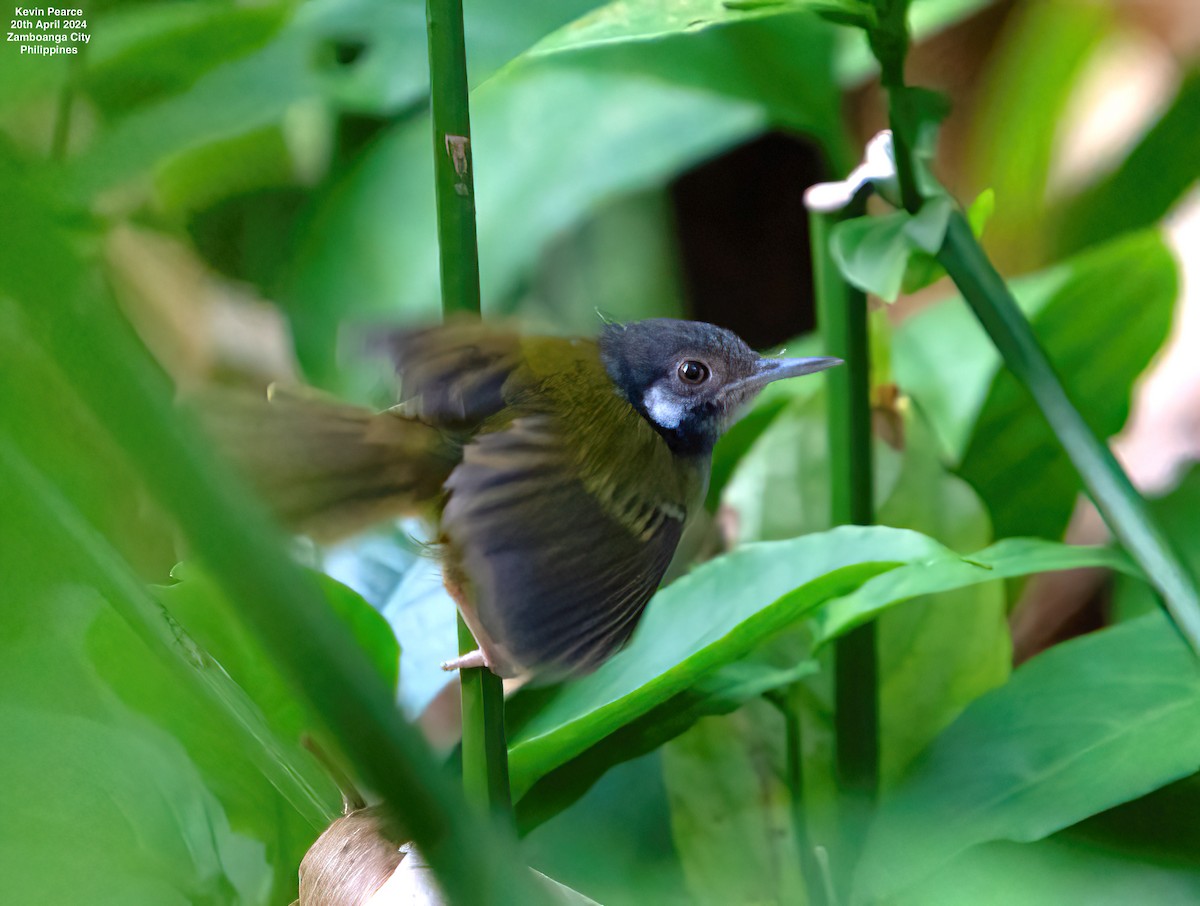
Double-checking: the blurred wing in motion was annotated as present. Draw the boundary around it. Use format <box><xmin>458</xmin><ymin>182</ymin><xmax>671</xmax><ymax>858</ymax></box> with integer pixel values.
<box><xmin>374</xmin><ymin>320</ymin><xmax>526</xmax><ymax>429</ymax></box>
<box><xmin>442</xmin><ymin>414</ymin><xmax>684</xmax><ymax>679</ymax></box>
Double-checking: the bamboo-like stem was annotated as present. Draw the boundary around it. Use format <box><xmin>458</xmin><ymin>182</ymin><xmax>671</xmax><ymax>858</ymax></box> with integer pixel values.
<box><xmin>769</xmin><ymin>687</ymin><xmax>826</xmax><ymax>906</ymax></box>
<box><xmin>424</xmin><ymin>0</ymin><xmax>514</xmax><ymax>815</ymax></box>
<box><xmin>811</xmin><ymin>204</ymin><xmax>877</xmax><ymax>896</ymax></box>
<box><xmin>6</xmin><ymin>287</ymin><xmax>547</xmax><ymax>905</ymax></box>
<box><xmin>936</xmin><ymin>212</ymin><xmax>1200</xmax><ymax>651</ymax></box>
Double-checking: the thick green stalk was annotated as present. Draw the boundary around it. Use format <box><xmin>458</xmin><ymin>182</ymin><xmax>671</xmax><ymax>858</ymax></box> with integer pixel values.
<box><xmin>4</xmin><ymin>285</ymin><xmax>546</xmax><ymax>906</ymax></box>
<box><xmin>424</xmin><ymin>0</ymin><xmax>514</xmax><ymax>815</ymax></box>
<box><xmin>811</xmin><ymin>208</ymin><xmax>878</xmax><ymax>794</ymax></box>
<box><xmin>811</xmin><ymin>206</ymin><xmax>877</xmax><ymax>899</ymax></box>
<box><xmin>937</xmin><ymin>212</ymin><xmax>1200</xmax><ymax>652</ymax></box>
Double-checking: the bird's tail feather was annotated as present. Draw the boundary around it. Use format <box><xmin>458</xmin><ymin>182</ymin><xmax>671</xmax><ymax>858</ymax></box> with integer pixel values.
<box><xmin>190</xmin><ymin>386</ymin><xmax>459</xmax><ymax>542</ymax></box>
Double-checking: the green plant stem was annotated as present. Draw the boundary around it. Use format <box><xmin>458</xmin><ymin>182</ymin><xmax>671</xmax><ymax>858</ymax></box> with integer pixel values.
<box><xmin>811</xmin><ymin>205</ymin><xmax>877</xmax><ymax>897</ymax></box>
<box><xmin>426</xmin><ymin>0</ymin><xmax>482</xmax><ymax>319</ymax></box>
<box><xmin>424</xmin><ymin>0</ymin><xmax>514</xmax><ymax>816</ymax></box>
<box><xmin>937</xmin><ymin>211</ymin><xmax>1200</xmax><ymax>653</ymax></box>
<box><xmin>5</xmin><ymin>288</ymin><xmax>546</xmax><ymax>906</ymax></box>
<box><xmin>812</xmin><ymin>208</ymin><xmax>878</xmax><ymax>790</ymax></box>
<box><xmin>772</xmin><ymin>688</ymin><xmax>826</xmax><ymax>906</ymax></box>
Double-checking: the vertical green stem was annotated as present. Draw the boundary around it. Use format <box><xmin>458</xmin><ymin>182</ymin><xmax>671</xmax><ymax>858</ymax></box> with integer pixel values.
<box><xmin>424</xmin><ymin>0</ymin><xmax>513</xmax><ymax>815</ymax></box>
<box><xmin>811</xmin><ymin>206</ymin><xmax>877</xmax><ymax>891</ymax></box>
<box><xmin>776</xmin><ymin>689</ymin><xmax>826</xmax><ymax>906</ymax></box>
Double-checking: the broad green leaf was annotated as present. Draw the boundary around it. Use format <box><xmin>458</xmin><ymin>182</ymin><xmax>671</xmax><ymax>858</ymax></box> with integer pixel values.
<box><xmin>894</xmin><ymin>835</ymin><xmax>1200</xmax><ymax>906</ymax></box>
<box><xmin>0</xmin><ymin>442</ymin><xmax>340</xmax><ymax>904</ymax></box>
<box><xmin>961</xmin><ymin>0</ymin><xmax>1113</xmax><ymax>271</ymax></box>
<box><xmin>514</xmin><ymin>659</ymin><xmax>816</xmax><ymax>832</ymax></box>
<box><xmin>662</xmin><ymin>702</ymin><xmax>809</xmax><ymax>905</ymax></box>
<box><xmin>66</xmin><ymin>0</ymin><xmax>603</xmax><ymax>199</ymax></box>
<box><xmin>1112</xmin><ymin>466</ymin><xmax>1200</xmax><ymax>623</ymax></box>
<box><xmin>872</xmin><ymin>416</ymin><xmax>1009</xmax><ymax>787</ymax></box>
<box><xmin>284</xmin><ymin>69</ymin><xmax>768</xmax><ymax>378</ymax></box>
<box><xmin>856</xmin><ymin>613</ymin><xmax>1200</xmax><ymax>901</ymax></box>
<box><xmin>720</xmin><ymin>386</ymin><xmax>903</xmax><ymax>543</ymax></box>
<box><xmin>1055</xmin><ymin>67</ymin><xmax>1200</xmax><ymax>258</ymax></box>
<box><xmin>893</xmin><ymin>229</ymin><xmax>1175</xmax><ymax>489</ymax></box>
<box><xmin>957</xmin><ymin>230</ymin><xmax>1176</xmax><ymax>540</ymax></box>
<box><xmin>815</xmin><ymin>538</ymin><xmax>1136</xmax><ymax>644</ymax></box>
<box><xmin>830</xmin><ymin>211</ymin><xmax>912</xmax><ymax>302</ymax></box>
<box><xmin>507</xmin><ymin>525</ymin><xmax>1136</xmax><ymax>798</ymax></box>
<box><xmin>508</xmin><ymin>526</ymin><xmax>950</xmax><ymax>797</ymax></box>
<box><xmin>158</xmin><ymin>561</ymin><xmax>401</xmax><ymax>741</ymax></box>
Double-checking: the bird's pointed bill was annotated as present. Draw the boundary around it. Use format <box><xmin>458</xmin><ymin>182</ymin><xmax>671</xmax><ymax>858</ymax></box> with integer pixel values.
<box><xmin>739</xmin><ymin>355</ymin><xmax>842</xmax><ymax>394</ymax></box>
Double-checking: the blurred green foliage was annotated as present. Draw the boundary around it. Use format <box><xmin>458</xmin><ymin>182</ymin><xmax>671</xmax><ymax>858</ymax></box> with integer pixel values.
<box><xmin>4</xmin><ymin>0</ymin><xmax>1200</xmax><ymax>903</ymax></box>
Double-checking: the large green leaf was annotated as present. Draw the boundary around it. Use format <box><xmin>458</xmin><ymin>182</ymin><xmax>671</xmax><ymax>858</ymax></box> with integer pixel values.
<box><xmin>0</xmin><ymin>440</ymin><xmax>340</xmax><ymax>904</ymax></box>
<box><xmin>157</xmin><ymin>562</ymin><xmax>400</xmax><ymax>744</ymax></box>
<box><xmin>507</xmin><ymin>525</ymin><xmax>1140</xmax><ymax>798</ymax></box>
<box><xmin>856</xmin><ymin>613</ymin><xmax>1200</xmax><ymax>901</ymax></box>
<box><xmin>1112</xmin><ymin>466</ymin><xmax>1200</xmax><ymax>623</ymax></box>
<box><xmin>66</xmin><ymin>0</ymin><xmax>602</xmax><ymax>199</ymax></box>
<box><xmin>892</xmin><ymin>835</ymin><xmax>1200</xmax><ymax>906</ymax></box>
<box><xmin>961</xmin><ymin>0</ymin><xmax>1112</xmax><ymax>271</ymax></box>
<box><xmin>1055</xmin><ymin>67</ymin><xmax>1200</xmax><ymax>258</ymax></box>
<box><xmin>894</xmin><ymin>230</ymin><xmax>1176</xmax><ymax>540</ymax></box>
<box><xmin>872</xmin><ymin>418</ymin><xmax>1008</xmax><ymax>787</ymax></box>
<box><xmin>662</xmin><ymin>702</ymin><xmax>809</xmax><ymax>905</ymax></box>
<box><xmin>284</xmin><ymin>67</ymin><xmax>770</xmax><ymax>379</ymax></box>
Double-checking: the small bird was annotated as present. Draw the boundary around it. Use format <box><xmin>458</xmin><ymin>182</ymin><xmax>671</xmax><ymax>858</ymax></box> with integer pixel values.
<box><xmin>205</xmin><ymin>318</ymin><xmax>840</xmax><ymax>679</ymax></box>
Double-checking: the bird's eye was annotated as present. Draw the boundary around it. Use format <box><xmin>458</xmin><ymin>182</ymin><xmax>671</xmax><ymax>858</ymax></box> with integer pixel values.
<box><xmin>677</xmin><ymin>360</ymin><xmax>710</xmax><ymax>384</ymax></box>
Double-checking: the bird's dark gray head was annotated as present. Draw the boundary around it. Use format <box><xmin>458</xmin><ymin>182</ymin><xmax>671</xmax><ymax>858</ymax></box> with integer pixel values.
<box><xmin>599</xmin><ymin>318</ymin><xmax>841</xmax><ymax>456</ymax></box>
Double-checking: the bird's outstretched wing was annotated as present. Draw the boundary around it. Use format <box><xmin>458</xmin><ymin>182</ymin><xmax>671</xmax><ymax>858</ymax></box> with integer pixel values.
<box><xmin>441</xmin><ymin>414</ymin><xmax>684</xmax><ymax>678</ymax></box>
<box><xmin>376</xmin><ymin>321</ymin><xmax>525</xmax><ymax>428</ymax></box>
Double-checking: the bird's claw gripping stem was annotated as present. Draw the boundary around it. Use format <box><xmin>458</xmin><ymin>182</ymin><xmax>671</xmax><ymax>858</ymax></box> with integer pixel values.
<box><xmin>441</xmin><ymin>649</ymin><xmax>489</xmax><ymax>671</ymax></box>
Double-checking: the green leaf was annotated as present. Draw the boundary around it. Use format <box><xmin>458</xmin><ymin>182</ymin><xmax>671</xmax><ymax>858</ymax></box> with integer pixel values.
<box><xmin>895</xmin><ymin>835</ymin><xmax>1200</xmax><ymax>905</ymax></box>
<box><xmin>158</xmin><ymin>561</ymin><xmax>401</xmax><ymax>741</ymax></box>
<box><xmin>961</xmin><ymin>0</ymin><xmax>1113</xmax><ymax>271</ymax></box>
<box><xmin>1056</xmin><ymin>67</ymin><xmax>1200</xmax><ymax>258</ymax></box>
<box><xmin>829</xmin><ymin>210</ymin><xmax>913</xmax><ymax>301</ymax></box>
<box><xmin>0</xmin><ymin>443</ymin><xmax>340</xmax><ymax>904</ymax></box>
<box><xmin>893</xmin><ymin>229</ymin><xmax>1175</xmax><ymax>474</ymax></box>
<box><xmin>508</xmin><ymin>524</ymin><xmax>1141</xmax><ymax>799</ymax></box>
<box><xmin>957</xmin><ymin>229</ymin><xmax>1176</xmax><ymax>540</ymax></box>
<box><xmin>513</xmin><ymin>659</ymin><xmax>816</xmax><ymax>832</ymax></box>
<box><xmin>828</xmin><ymin>198</ymin><xmax>953</xmax><ymax>302</ymax></box>
<box><xmin>872</xmin><ymin>415</ymin><xmax>1009</xmax><ymax>787</ymax></box>
<box><xmin>1112</xmin><ymin>466</ymin><xmax>1200</xmax><ymax>624</ymax></box>
<box><xmin>857</xmin><ymin>613</ymin><xmax>1200</xmax><ymax>900</ymax></box>
<box><xmin>662</xmin><ymin>701</ymin><xmax>809</xmax><ymax>904</ymax></box>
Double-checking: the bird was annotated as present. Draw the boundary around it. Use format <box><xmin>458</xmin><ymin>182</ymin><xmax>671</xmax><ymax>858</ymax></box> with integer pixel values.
<box><xmin>203</xmin><ymin>318</ymin><xmax>840</xmax><ymax>680</ymax></box>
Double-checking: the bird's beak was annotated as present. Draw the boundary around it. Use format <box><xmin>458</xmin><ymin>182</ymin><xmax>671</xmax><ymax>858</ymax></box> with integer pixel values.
<box><xmin>741</xmin><ymin>355</ymin><xmax>843</xmax><ymax>393</ymax></box>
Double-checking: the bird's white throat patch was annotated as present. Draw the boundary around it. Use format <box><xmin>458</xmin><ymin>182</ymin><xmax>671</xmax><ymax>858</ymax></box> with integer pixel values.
<box><xmin>643</xmin><ymin>384</ymin><xmax>684</xmax><ymax>429</ymax></box>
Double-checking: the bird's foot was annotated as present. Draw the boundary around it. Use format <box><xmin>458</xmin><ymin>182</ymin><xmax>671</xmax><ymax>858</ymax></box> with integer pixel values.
<box><xmin>441</xmin><ymin>649</ymin><xmax>490</xmax><ymax>672</ymax></box>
